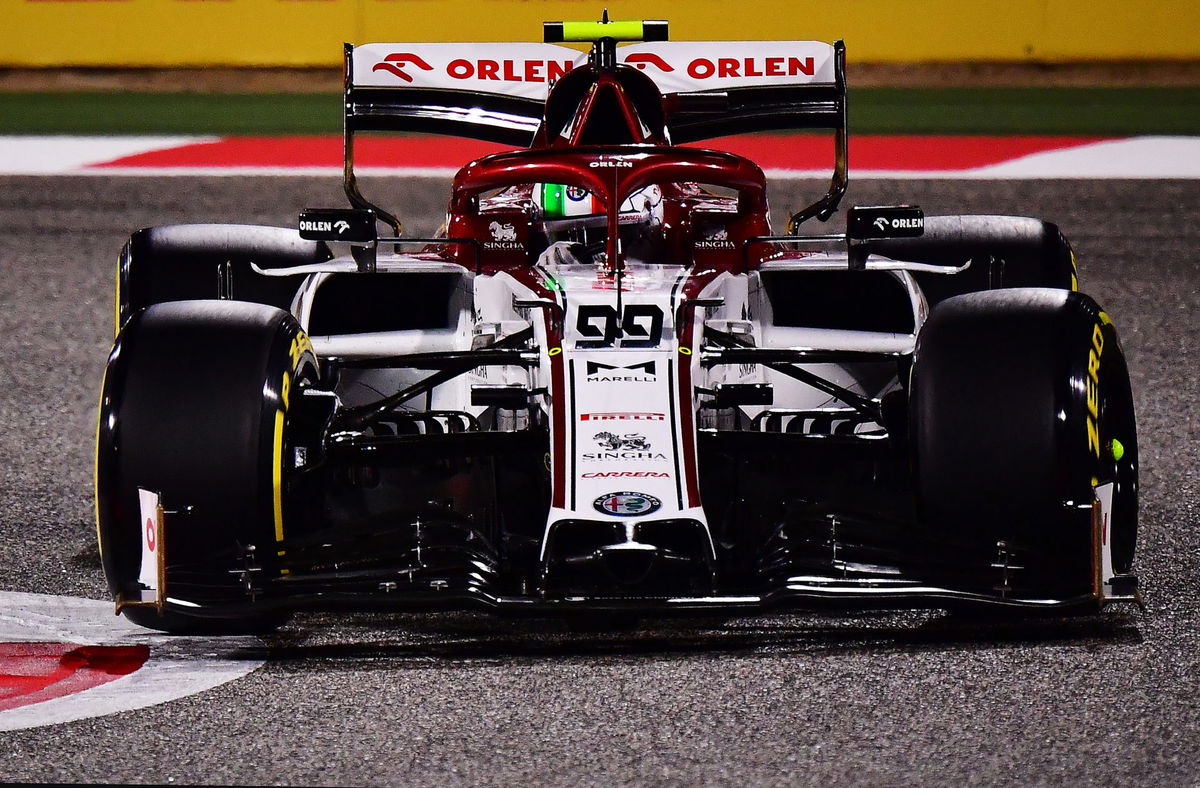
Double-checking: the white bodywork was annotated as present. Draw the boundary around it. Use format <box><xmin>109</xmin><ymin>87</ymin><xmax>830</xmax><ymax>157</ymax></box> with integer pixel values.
<box><xmin>271</xmin><ymin>247</ymin><xmax>931</xmax><ymax>548</ymax></box>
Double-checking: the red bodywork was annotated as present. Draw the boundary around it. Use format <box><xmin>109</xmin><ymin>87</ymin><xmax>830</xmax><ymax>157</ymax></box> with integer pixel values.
<box><xmin>441</xmin><ymin>66</ymin><xmax>775</xmax><ymax>274</ymax></box>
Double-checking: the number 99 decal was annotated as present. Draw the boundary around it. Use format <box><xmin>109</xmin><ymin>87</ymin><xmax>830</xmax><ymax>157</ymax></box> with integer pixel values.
<box><xmin>575</xmin><ymin>304</ymin><xmax>664</xmax><ymax>349</ymax></box>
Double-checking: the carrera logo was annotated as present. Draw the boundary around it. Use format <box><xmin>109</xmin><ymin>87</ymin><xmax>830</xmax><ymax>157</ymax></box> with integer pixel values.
<box><xmin>686</xmin><ymin>56</ymin><xmax>814</xmax><ymax>80</ymax></box>
<box><xmin>372</xmin><ymin>53</ymin><xmax>435</xmax><ymax>83</ymax></box>
<box><xmin>582</xmin><ymin>471</ymin><xmax>670</xmax><ymax>479</ymax></box>
<box><xmin>624</xmin><ymin>53</ymin><xmax>675</xmax><ymax>73</ymax></box>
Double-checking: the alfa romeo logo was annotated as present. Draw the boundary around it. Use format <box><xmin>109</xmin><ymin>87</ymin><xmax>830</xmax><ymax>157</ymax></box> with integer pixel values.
<box><xmin>592</xmin><ymin>491</ymin><xmax>662</xmax><ymax>517</ymax></box>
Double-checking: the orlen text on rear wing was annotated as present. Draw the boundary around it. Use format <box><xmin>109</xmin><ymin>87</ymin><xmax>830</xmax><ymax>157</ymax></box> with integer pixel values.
<box><xmin>631</xmin><ymin>40</ymin><xmax>848</xmax><ymax>226</ymax></box>
<box><xmin>342</xmin><ymin>33</ymin><xmax>847</xmax><ymax>231</ymax></box>
<box><xmin>343</xmin><ymin>41</ymin><xmax>581</xmax><ymax>232</ymax></box>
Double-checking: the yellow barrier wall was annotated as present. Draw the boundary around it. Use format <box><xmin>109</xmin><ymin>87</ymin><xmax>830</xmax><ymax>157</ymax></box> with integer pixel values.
<box><xmin>3</xmin><ymin>0</ymin><xmax>1198</xmax><ymax>67</ymax></box>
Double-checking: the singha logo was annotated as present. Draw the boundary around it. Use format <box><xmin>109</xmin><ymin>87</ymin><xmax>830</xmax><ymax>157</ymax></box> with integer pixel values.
<box><xmin>593</xmin><ymin>432</ymin><xmax>651</xmax><ymax>451</ymax></box>
<box><xmin>489</xmin><ymin>221</ymin><xmax>517</xmax><ymax>241</ymax></box>
<box><xmin>695</xmin><ymin>225</ymin><xmax>734</xmax><ymax>250</ymax></box>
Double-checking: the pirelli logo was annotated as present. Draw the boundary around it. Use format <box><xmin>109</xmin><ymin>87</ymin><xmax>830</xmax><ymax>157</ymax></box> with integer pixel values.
<box><xmin>581</xmin><ymin>412</ymin><xmax>665</xmax><ymax>422</ymax></box>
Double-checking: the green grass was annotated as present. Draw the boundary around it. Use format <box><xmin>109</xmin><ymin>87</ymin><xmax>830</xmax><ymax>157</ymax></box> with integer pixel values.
<box><xmin>0</xmin><ymin>92</ymin><xmax>343</xmax><ymax>135</ymax></box>
<box><xmin>1</xmin><ymin>88</ymin><xmax>1197</xmax><ymax>135</ymax></box>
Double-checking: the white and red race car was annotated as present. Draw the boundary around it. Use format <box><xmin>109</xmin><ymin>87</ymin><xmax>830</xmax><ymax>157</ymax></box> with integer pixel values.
<box><xmin>96</xmin><ymin>18</ymin><xmax>1139</xmax><ymax>632</ymax></box>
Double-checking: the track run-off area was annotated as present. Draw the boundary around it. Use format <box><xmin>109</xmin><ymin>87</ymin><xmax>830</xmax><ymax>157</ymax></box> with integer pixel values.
<box><xmin>4</xmin><ymin>134</ymin><xmax>1200</xmax><ymax>178</ymax></box>
<box><xmin>0</xmin><ymin>165</ymin><xmax>1197</xmax><ymax>784</ymax></box>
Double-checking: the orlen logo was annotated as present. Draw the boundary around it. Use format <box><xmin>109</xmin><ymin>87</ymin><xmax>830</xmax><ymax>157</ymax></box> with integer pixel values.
<box><xmin>299</xmin><ymin>220</ymin><xmax>348</xmax><ymax>234</ymax></box>
<box><xmin>589</xmin><ymin>159</ymin><xmax>633</xmax><ymax>169</ymax></box>
<box><xmin>875</xmin><ymin>216</ymin><xmax>924</xmax><ymax>230</ymax></box>
<box><xmin>686</xmin><ymin>56</ymin><xmax>814</xmax><ymax>79</ymax></box>
<box><xmin>446</xmin><ymin>58</ymin><xmax>574</xmax><ymax>83</ymax></box>
<box><xmin>624</xmin><ymin>53</ymin><xmax>675</xmax><ymax>73</ymax></box>
<box><xmin>374</xmin><ymin>54</ymin><xmax>574</xmax><ymax>84</ymax></box>
<box><xmin>372</xmin><ymin>53</ymin><xmax>435</xmax><ymax>83</ymax></box>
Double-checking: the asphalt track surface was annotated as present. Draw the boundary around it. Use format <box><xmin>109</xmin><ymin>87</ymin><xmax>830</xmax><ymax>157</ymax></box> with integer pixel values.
<box><xmin>0</xmin><ymin>174</ymin><xmax>1197</xmax><ymax>786</ymax></box>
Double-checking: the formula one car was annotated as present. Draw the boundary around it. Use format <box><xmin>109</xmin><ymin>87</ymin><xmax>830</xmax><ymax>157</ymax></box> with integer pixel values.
<box><xmin>96</xmin><ymin>18</ymin><xmax>1139</xmax><ymax>633</ymax></box>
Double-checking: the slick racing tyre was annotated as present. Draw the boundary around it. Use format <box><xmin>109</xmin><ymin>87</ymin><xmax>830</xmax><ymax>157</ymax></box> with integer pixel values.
<box><xmin>116</xmin><ymin>224</ymin><xmax>332</xmax><ymax>332</ymax></box>
<box><xmin>910</xmin><ymin>288</ymin><xmax>1138</xmax><ymax>596</ymax></box>
<box><xmin>867</xmin><ymin>215</ymin><xmax>1077</xmax><ymax>307</ymax></box>
<box><xmin>96</xmin><ymin>300</ymin><xmax>318</xmax><ymax>633</ymax></box>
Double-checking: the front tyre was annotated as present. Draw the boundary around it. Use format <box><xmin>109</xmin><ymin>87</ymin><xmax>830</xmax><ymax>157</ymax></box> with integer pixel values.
<box><xmin>910</xmin><ymin>288</ymin><xmax>1138</xmax><ymax>597</ymax></box>
<box><xmin>96</xmin><ymin>300</ymin><xmax>317</xmax><ymax>633</ymax></box>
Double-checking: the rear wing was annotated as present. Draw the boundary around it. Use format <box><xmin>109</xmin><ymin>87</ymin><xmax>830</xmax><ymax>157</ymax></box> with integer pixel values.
<box><xmin>343</xmin><ymin>34</ymin><xmax>847</xmax><ymax>230</ymax></box>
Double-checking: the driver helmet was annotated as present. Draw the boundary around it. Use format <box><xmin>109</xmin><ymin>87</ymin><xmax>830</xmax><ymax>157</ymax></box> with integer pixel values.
<box><xmin>533</xmin><ymin>183</ymin><xmax>664</xmax><ymax>259</ymax></box>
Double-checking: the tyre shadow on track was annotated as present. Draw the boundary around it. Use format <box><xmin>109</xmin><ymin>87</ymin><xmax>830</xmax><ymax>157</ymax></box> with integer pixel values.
<box><xmin>236</xmin><ymin>610</ymin><xmax>1143</xmax><ymax>668</ymax></box>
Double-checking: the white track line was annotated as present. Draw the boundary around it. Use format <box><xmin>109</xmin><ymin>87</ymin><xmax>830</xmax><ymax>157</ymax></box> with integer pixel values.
<box><xmin>969</xmin><ymin>136</ymin><xmax>1200</xmax><ymax>178</ymax></box>
<box><xmin>0</xmin><ymin>136</ymin><xmax>217</xmax><ymax>175</ymax></box>
<box><xmin>2</xmin><ymin>135</ymin><xmax>1199</xmax><ymax>178</ymax></box>
<box><xmin>770</xmin><ymin>137</ymin><xmax>1200</xmax><ymax>179</ymax></box>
